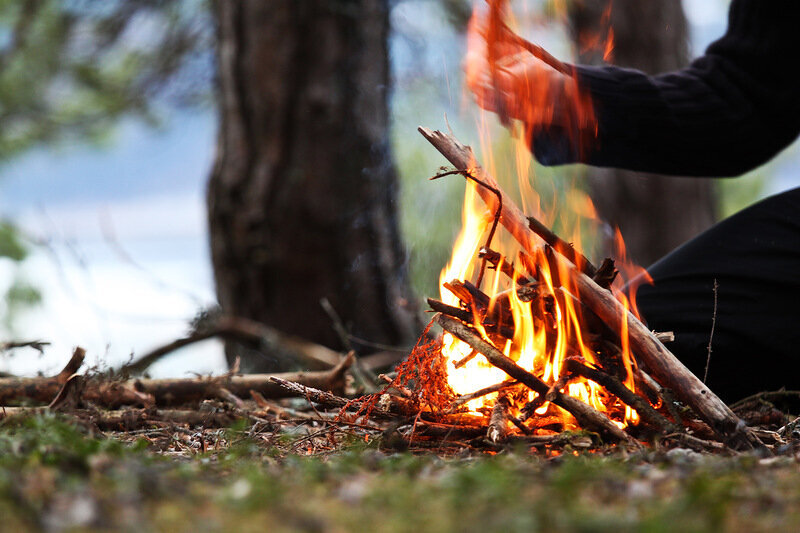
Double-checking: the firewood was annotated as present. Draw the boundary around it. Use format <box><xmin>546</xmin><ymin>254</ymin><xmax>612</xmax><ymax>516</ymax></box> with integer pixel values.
<box><xmin>564</xmin><ymin>358</ymin><xmax>679</xmax><ymax>434</ymax></box>
<box><xmin>419</xmin><ymin>126</ymin><xmax>759</xmax><ymax>449</ymax></box>
<box><xmin>478</xmin><ymin>247</ymin><xmax>533</xmax><ymax>285</ymax></box>
<box><xmin>592</xmin><ymin>258</ymin><xmax>618</xmax><ymax>290</ymax></box>
<box><xmin>437</xmin><ymin>314</ymin><xmax>630</xmax><ymax>443</ymax></box>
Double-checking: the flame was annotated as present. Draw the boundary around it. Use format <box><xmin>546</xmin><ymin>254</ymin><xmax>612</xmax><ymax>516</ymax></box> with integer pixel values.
<box><xmin>436</xmin><ymin>0</ymin><xmax>645</xmax><ymax>430</ymax></box>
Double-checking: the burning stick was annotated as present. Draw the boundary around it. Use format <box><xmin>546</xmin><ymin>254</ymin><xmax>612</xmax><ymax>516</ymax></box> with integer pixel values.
<box><xmin>448</xmin><ymin>379</ymin><xmax>519</xmax><ymax>411</ymax></box>
<box><xmin>437</xmin><ymin>314</ymin><xmax>630</xmax><ymax>443</ymax></box>
<box><xmin>419</xmin><ymin>126</ymin><xmax>760</xmax><ymax>449</ymax></box>
<box><xmin>564</xmin><ymin>358</ymin><xmax>679</xmax><ymax>435</ymax></box>
<box><xmin>479</xmin><ymin>247</ymin><xmax>533</xmax><ymax>285</ymax></box>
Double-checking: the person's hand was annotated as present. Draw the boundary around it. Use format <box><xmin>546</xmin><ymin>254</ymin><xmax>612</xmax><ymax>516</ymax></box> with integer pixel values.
<box><xmin>464</xmin><ymin>8</ymin><xmax>587</xmax><ymax>132</ymax></box>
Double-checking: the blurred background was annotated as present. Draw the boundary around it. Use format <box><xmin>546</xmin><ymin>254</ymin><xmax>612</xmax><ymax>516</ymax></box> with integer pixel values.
<box><xmin>1</xmin><ymin>0</ymin><xmax>796</xmax><ymax>377</ymax></box>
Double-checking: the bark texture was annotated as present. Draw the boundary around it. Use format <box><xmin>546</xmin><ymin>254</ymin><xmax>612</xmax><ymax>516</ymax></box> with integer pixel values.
<box><xmin>568</xmin><ymin>0</ymin><xmax>717</xmax><ymax>266</ymax></box>
<box><xmin>208</xmin><ymin>1</ymin><xmax>418</xmax><ymax>372</ymax></box>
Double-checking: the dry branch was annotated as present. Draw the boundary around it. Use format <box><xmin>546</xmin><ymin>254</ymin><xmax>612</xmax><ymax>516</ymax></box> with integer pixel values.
<box><xmin>121</xmin><ymin>315</ymin><xmax>344</xmax><ymax>375</ymax></box>
<box><xmin>134</xmin><ymin>353</ymin><xmax>353</xmax><ymax>407</ymax></box>
<box><xmin>0</xmin><ymin>347</ymin><xmax>86</xmax><ymax>405</ymax></box>
<box><xmin>1</xmin><ymin>351</ymin><xmax>352</xmax><ymax>409</ymax></box>
<box><xmin>419</xmin><ymin>126</ymin><xmax>757</xmax><ymax>448</ymax></box>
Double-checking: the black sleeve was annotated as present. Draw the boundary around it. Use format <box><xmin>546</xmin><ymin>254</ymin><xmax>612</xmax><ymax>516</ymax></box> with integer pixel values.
<box><xmin>532</xmin><ymin>0</ymin><xmax>800</xmax><ymax>177</ymax></box>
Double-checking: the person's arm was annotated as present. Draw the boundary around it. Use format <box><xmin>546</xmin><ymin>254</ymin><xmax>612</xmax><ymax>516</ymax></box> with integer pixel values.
<box><xmin>553</xmin><ymin>0</ymin><xmax>800</xmax><ymax>177</ymax></box>
<box><xmin>470</xmin><ymin>0</ymin><xmax>800</xmax><ymax>178</ymax></box>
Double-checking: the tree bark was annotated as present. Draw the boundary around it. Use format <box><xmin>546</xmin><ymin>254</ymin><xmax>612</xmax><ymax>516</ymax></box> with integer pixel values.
<box><xmin>207</xmin><ymin>1</ymin><xmax>419</xmax><ymax>372</ymax></box>
<box><xmin>568</xmin><ymin>0</ymin><xmax>717</xmax><ymax>266</ymax></box>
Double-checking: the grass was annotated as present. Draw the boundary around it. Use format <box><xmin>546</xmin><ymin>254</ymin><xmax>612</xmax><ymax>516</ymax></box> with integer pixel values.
<box><xmin>2</xmin><ymin>413</ymin><xmax>800</xmax><ymax>532</ymax></box>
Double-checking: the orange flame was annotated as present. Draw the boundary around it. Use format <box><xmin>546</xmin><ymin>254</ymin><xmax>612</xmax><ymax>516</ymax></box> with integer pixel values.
<box><xmin>437</xmin><ymin>0</ymin><xmax>641</xmax><ymax>430</ymax></box>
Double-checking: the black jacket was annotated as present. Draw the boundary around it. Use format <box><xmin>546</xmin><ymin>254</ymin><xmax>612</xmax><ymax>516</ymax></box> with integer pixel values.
<box><xmin>535</xmin><ymin>0</ymin><xmax>800</xmax><ymax>177</ymax></box>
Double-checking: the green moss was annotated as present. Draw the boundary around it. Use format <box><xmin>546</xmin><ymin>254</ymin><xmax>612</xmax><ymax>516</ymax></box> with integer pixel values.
<box><xmin>2</xmin><ymin>413</ymin><xmax>800</xmax><ymax>531</ymax></box>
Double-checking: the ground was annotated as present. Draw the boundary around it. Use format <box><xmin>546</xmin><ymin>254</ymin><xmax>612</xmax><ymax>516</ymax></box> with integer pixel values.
<box><xmin>2</xmin><ymin>413</ymin><xmax>800</xmax><ymax>532</ymax></box>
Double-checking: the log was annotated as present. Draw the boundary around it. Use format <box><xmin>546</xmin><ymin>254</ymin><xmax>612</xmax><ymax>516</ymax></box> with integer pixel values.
<box><xmin>419</xmin><ymin>126</ymin><xmax>756</xmax><ymax>447</ymax></box>
<box><xmin>0</xmin><ymin>347</ymin><xmax>86</xmax><ymax>405</ymax></box>
<box><xmin>437</xmin><ymin>314</ymin><xmax>629</xmax><ymax>442</ymax></box>
<box><xmin>0</xmin><ymin>351</ymin><xmax>352</xmax><ymax>408</ymax></box>
<box><xmin>134</xmin><ymin>353</ymin><xmax>353</xmax><ymax>407</ymax></box>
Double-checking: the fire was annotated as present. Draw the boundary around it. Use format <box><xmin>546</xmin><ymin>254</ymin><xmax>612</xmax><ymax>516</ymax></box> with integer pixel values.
<box><xmin>435</xmin><ymin>0</ymin><xmax>642</xmax><ymax>430</ymax></box>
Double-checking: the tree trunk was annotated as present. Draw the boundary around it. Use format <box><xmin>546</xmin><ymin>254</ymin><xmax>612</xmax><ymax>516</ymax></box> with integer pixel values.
<box><xmin>207</xmin><ymin>0</ymin><xmax>419</xmax><ymax>372</ymax></box>
<box><xmin>568</xmin><ymin>0</ymin><xmax>717</xmax><ymax>266</ymax></box>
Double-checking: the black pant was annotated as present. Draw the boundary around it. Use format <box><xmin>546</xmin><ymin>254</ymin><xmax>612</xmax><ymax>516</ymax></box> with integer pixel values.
<box><xmin>632</xmin><ymin>187</ymin><xmax>800</xmax><ymax>403</ymax></box>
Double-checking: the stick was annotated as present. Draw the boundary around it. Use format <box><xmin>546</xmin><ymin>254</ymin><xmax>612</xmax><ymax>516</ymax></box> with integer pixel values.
<box><xmin>120</xmin><ymin>316</ymin><xmax>344</xmax><ymax>375</ymax></box>
<box><xmin>437</xmin><ymin>314</ymin><xmax>629</xmax><ymax>442</ymax></box>
<box><xmin>419</xmin><ymin>126</ymin><xmax>757</xmax><ymax>448</ymax></box>
<box><xmin>479</xmin><ymin>247</ymin><xmax>533</xmax><ymax>285</ymax></box>
<box><xmin>0</xmin><ymin>340</ymin><xmax>50</xmax><ymax>354</ymax></box>
<box><xmin>564</xmin><ymin>358</ymin><xmax>679</xmax><ymax>434</ymax></box>
<box><xmin>448</xmin><ymin>380</ymin><xmax>518</xmax><ymax>410</ymax></box>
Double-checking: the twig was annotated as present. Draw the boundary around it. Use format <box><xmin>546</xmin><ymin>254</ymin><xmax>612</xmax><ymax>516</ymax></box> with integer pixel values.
<box><xmin>448</xmin><ymin>380</ymin><xmax>518</xmax><ymax>411</ymax></box>
<box><xmin>0</xmin><ymin>340</ymin><xmax>50</xmax><ymax>354</ymax></box>
<box><xmin>431</xmin><ymin>169</ymin><xmax>502</xmax><ymax>287</ymax></box>
<box><xmin>320</xmin><ymin>298</ymin><xmax>378</xmax><ymax>391</ymax></box>
<box><xmin>704</xmin><ymin>279</ymin><xmax>718</xmax><ymax>384</ymax></box>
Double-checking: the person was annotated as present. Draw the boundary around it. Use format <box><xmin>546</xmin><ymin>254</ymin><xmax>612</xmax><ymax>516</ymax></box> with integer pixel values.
<box><xmin>466</xmin><ymin>0</ymin><xmax>800</xmax><ymax>402</ymax></box>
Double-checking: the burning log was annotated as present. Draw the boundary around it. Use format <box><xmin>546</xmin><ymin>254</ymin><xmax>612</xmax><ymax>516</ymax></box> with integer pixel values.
<box><xmin>419</xmin><ymin>126</ymin><xmax>759</xmax><ymax>449</ymax></box>
<box><xmin>437</xmin><ymin>314</ymin><xmax>630</xmax><ymax>443</ymax></box>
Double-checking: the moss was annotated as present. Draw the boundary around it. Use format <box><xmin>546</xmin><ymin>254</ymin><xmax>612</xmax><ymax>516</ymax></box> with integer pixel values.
<box><xmin>2</xmin><ymin>413</ymin><xmax>800</xmax><ymax>531</ymax></box>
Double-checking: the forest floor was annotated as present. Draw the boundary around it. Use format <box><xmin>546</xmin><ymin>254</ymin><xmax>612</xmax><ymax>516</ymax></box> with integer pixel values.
<box><xmin>2</xmin><ymin>412</ymin><xmax>800</xmax><ymax>532</ymax></box>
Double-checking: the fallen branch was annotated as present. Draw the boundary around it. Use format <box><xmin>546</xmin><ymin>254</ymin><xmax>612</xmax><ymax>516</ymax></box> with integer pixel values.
<box><xmin>1</xmin><ymin>351</ymin><xmax>352</xmax><ymax>408</ymax></box>
<box><xmin>0</xmin><ymin>340</ymin><xmax>50</xmax><ymax>354</ymax></box>
<box><xmin>134</xmin><ymin>353</ymin><xmax>353</xmax><ymax>407</ymax></box>
<box><xmin>0</xmin><ymin>347</ymin><xmax>86</xmax><ymax>405</ymax></box>
<box><xmin>121</xmin><ymin>315</ymin><xmax>344</xmax><ymax>375</ymax></box>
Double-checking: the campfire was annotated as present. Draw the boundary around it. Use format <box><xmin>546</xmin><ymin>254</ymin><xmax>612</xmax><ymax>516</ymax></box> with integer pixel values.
<box><xmin>372</xmin><ymin>126</ymin><xmax>764</xmax><ymax>452</ymax></box>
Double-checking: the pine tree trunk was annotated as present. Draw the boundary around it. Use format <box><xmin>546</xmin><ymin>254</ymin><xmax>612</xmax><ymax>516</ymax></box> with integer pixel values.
<box><xmin>207</xmin><ymin>0</ymin><xmax>419</xmax><ymax>372</ymax></box>
<box><xmin>569</xmin><ymin>0</ymin><xmax>717</xmax><ymax>266</ymax></box>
